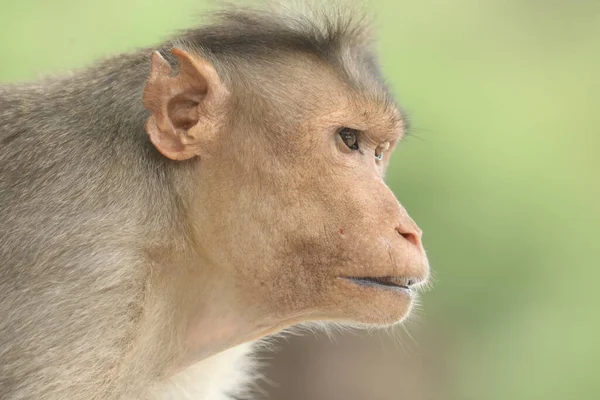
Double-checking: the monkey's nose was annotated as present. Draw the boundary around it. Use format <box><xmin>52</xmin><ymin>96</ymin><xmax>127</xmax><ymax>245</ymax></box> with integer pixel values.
<box><xmin>395</xmin><ymin>224</ymin><xmax>422</xmax><ymax>248</ymax></box>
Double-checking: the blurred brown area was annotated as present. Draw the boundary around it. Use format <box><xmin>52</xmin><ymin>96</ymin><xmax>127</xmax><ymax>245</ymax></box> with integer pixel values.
<box><xmin>260</xmin><ymin>325</ymin><xmax>446</xmax><ymax>400</ymax></box>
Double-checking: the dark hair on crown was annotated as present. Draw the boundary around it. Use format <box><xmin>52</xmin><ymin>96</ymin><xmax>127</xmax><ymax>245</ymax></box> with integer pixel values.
<box><xmin>176</xmin><ymin>1</ymin><xmax>375</xmax><ymax>65</ymax></box>
<box><xmin>164</xmin><ymin>1</ymin><xmax>394</xmax><ymax>113</ymax></box>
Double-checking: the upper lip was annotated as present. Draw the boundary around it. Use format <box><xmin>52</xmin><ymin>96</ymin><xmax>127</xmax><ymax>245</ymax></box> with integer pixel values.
<box><xmin>343</xmin><ymin>275</ymin><xmax>423</xmax><ymax>290</ymax></box>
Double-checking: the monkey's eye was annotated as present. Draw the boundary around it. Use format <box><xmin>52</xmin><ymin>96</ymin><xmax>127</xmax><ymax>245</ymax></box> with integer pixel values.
<box><xmin>339</xmin><ymin>128</ymin><xmax>360</xmax><ymax>150</ymax></box>
<box><xmin>374</xmin><ymin>142</ymin><xmax>390</xmax><ymax>161</ymax></box>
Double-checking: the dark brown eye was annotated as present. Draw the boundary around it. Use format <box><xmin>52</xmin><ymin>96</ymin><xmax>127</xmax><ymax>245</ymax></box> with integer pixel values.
<box><xmin>339</xmin><ymin>127</ymin><xmax>359</xmax><ymax>150</ymax></box>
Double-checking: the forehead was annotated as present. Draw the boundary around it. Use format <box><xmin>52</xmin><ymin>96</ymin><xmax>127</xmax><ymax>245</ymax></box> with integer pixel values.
<box><xmin>227</xmin><ymin>50</ymin><xmax>403</xmax><ymax>134</ymax></box>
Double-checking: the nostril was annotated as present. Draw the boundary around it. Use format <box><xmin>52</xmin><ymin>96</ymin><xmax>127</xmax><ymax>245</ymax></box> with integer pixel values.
<box><xmin>402</xmin><ymin>232</ymin><xmax>418</xmax><ymax>246</ymax></box>
<box><xmin>396</xmin><ymin>227</ymin><xmax>420</xmax><ymax>247</ymax></box>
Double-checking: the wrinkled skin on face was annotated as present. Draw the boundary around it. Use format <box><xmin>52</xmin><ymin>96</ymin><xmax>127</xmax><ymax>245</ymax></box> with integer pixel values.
<box><xmin>144</xmin><ymin>49</ymin><xmax>429</xmax><ymax>359</ymax></box>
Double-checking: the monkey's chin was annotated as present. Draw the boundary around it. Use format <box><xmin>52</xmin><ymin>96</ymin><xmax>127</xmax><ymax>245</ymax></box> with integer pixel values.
<box><xmin>331</xmin><ymin>277</ymin><xmax>417</xmax><ymax>326</ymax></box>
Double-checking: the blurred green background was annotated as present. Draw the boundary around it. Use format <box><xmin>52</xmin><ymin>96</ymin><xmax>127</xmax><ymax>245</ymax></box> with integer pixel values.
<box><xmin>1</xmin><ymin>1</ymin><xmax>598</xmax><ymax>399</ymax></box>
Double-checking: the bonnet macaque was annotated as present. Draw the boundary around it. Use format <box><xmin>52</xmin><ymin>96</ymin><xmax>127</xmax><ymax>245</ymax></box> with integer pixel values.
<box><xmin>0</xmin><ymin>2</ymin><xmax>429</xmax><ymax>399</ymax></box>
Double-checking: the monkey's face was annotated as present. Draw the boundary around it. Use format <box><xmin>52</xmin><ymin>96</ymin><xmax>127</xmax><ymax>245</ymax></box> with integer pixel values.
<box><xmin>144</xmin><ymin>50</ymin><xmax>429</xmax><ymax>341</ymax></box>
<box><xmin>187</xmin><ymin>58</ymin><xmax>430</xmax><ymax>334</ymax></box>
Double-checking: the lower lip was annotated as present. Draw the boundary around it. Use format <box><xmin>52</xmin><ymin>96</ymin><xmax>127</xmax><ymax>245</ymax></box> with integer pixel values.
<box><xmin>343</xmin><ymin>277</ymin><xmax>412</xmax><ymax>295</ymax></box>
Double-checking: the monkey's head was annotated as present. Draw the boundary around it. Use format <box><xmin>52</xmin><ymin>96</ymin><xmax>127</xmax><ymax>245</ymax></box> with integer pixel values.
<box><xmin>143</xmin><ymin>11</ymin><xmax>429</xmax><ymax>350</ymax></box>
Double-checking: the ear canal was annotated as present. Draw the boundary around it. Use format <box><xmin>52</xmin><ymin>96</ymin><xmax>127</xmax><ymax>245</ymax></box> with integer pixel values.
<box><xmin>142</xmin><ymin>48</ymin><xmax>227</xmax><ymax>161</ymax></box>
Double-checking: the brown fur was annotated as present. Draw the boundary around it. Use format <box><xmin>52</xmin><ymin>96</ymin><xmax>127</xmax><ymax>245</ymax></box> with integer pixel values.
<box><xmin>0</xmin><ymin>2</ymin><xmax>429</xmax><ymax>399</ymax></box>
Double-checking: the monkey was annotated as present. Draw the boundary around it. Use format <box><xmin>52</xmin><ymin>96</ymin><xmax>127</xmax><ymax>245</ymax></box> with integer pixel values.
<box><xmin>0</xmin><ymin>2</ymin><xmax>430</xmax><ymax>399</ymax></box>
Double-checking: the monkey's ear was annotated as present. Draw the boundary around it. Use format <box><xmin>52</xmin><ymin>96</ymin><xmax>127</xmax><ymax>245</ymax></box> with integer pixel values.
<box><xmin>143</xmin><ymin>48</ymin><xmax>229</xmax><ymax>160</ymax></box>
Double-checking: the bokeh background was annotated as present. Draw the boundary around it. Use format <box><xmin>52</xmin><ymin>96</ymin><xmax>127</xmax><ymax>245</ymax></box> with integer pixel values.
<box><xmin>1</xmin><ymin>1</ymin><xmax>599</xmax><ymax>399</ymax></box>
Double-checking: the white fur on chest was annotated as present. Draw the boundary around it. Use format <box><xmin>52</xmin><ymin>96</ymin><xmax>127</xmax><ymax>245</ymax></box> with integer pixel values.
<box><xmin>149</xmin><ymin>343</ymin><xmax>256</xmax><ymax>400</ymax></box>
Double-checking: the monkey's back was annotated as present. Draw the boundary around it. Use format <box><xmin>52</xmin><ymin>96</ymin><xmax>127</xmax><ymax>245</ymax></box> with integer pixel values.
<box><xmin>0</xmin><ymin>71</ymin><xmax>161</xmax><ymax>398</ymax></box>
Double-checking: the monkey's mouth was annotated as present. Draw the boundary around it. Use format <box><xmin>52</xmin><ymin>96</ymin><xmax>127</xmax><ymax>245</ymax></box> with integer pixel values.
<box><xmin>343</xmin><ymin>276</ymin><xmax>417</xmax><ymax>293</ymax></box>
